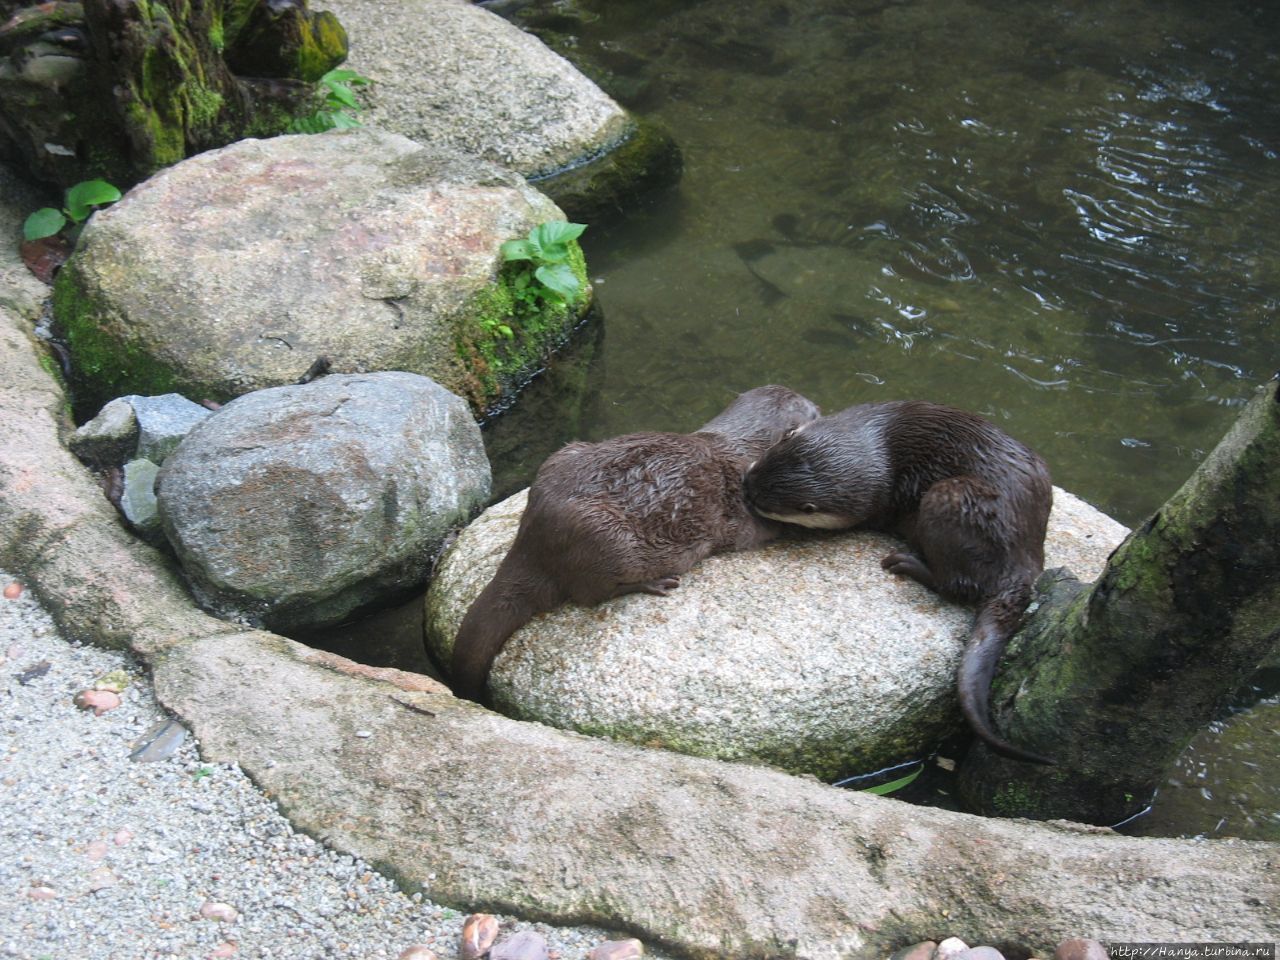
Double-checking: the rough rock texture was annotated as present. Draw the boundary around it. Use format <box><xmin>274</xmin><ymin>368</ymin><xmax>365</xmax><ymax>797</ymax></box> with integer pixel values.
<box><xmin>54</xmin><ymin>129</ymin><xmax>590</xmax><ymax>413</ymax></box>
<box><xmin>157</xmin><ymin>372</ymin><xmax>490</xmax><ymax>632</ymax></box>
<box><xmin>70</xmin><ymin>393</ymin><xmax>212</xmax><ymax>468</ymax></box>
<box><xmin>319</xmin><ymin>0</ymin><xmax>630</xmax><ymax>180</ymax></box>
<box><xmin>3</xmin><ymin>162</ymin><xmax>1278</xmax><ymax>958</ymax></box>
<box><xmin>426</xmin><ymin>487</ymin><xmax>1128</xmax><ymax>779</ymax></box>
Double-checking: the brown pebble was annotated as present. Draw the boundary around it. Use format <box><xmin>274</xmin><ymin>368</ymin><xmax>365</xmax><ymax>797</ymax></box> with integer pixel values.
<box><xmin>460</xmin><ymin>913</ymin><xmax>500</xmax><ymax>959</ymax></box>
<box><xmin>590</xmin><ymin>939</ymin><xmax>644</xmax><ymax>960</ymax></box>
<box><xmin>114</xmin><ymin>828</ymin><xmax>134</xmax><ymax>846</ymax></box>
<box><xmin>87</xmin><ymin>865</ymin><xmax>117</xmax><ymax>891</ymax></box>
<box><xmin>207</xmin><ymin>944</ymin><xmax>237</xmax><ymax>959</ymax></box>
<box><xmin>3</xmin><ymin>582</ymin><xmax>22</xmax><ymax>600</ymax></box>
<box><xmin>936</xmin><ymin>939</ymin><xmax>971</xmax><ymax>960</ymax></box>
<box><xmin>397</xmin><ymin>947</ymin><xmax>438</xmax><ymax>960</ymax></box>
<box><xmin>1055</xmin><ymin>940</ymin><xmax>1110</xmax><ymax>960</ymax></box>
<box><xmin>74</xmin><ymin>689</ymin><xmax>122</xmax><ymax>716</ymax></box>
<box><xmin>200</xmin><ymin>901</ymin><xmax>239</xmax><ymax>923</ymax></box>
<box><xmin>890</xmin><ymin>942</ymin><xmax>936</xmax><ymax>960</ymax></box>
<box><xmin>492</xmin><ymin>931</ymin><xmax>549</xmax><ymax>960</ymax></box>
<box><xmin>86</xmin><ymin>839</ymin><xmax>110</xmax><ymax>861</ymax></box>
<box><xmin>27</xmin><ymin>885</ymin><xmax>57</xmax><ymax>901</ymax></box>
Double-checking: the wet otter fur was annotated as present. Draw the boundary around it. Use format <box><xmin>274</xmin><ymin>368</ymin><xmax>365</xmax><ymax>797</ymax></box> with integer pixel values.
<box><xmin>744</xmin><ymin>400</ymin><xmax>1055</xmax><ymax>765</ymax></box>
<box><xmin>450</xmin><ymin>385</ymin><xmax>821</xmax><ymax>701</ymax></box>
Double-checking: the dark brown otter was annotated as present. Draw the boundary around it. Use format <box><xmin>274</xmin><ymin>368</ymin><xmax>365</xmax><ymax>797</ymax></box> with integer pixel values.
<box><xmin>450</xmin><ymin>385</ymin><xmax>821</xmax><ymax>701</ymax></box>
<box><xmin>743</xmin><ymin>400</ymin><xmax>1055</xmax><ymax>765</ymax></box>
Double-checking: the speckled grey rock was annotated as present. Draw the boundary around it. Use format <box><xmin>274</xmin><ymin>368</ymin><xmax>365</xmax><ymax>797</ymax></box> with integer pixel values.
<box><xmin>319</xmin><ymin>0</ymin><xmax>631</xmax><ymax>179</ymax></box>
<box><xmin>56</xmin><ymin>129</ymin><xmax>587</xmax><ymax>411</ymax></box>
<box><xmin>158</xmin><ymin>372</ymin><xmax>490</xmax><ymax>632</ymax></box>
<box><xmin>68</xmin><ymin>397</ymin><xmax>138</xmax><ymax>467</ymax></box>
<box><xmin>120</xmin><ymin>458</ymin><xmax>161</xmax><ymax>538</ymax></box>
<box><xmin>426</xmin><ymin>487</ymin><xmax>1128</xmax><ymax>779</ymax></box>
<box><xmin>128</xmin><ymin>394</ymin><xmax>213</xmax><ymax>464</ymax></box>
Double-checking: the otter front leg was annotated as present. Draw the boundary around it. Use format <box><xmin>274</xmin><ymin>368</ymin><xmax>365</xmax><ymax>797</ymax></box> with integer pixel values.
<box><xmin>881</xmin><ymin>551</ymin><xmax>938</xmax><ymax>591</ymax></box>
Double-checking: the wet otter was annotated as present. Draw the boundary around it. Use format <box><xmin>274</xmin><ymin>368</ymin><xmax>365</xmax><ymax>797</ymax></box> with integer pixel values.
<box><xmin>743</xmin><ymin>401</ymin><xmax>1054</xmax><ymax>765</ymax></box>
<box><xmin>450</xmin><ymin>385</ymin><xmax>821</xmax><ymax>701</ymax></box>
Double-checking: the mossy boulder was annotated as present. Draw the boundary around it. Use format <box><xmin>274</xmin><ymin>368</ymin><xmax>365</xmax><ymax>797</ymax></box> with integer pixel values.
<box><xmin>426</xmin><ymin>486</ymin><xmax>1128</xmax><ymax>780</ymax></box>
<box><xmin>54</xmin><ymin>128</ymin><xmax>591</xmax><ymax>414</ymax></box>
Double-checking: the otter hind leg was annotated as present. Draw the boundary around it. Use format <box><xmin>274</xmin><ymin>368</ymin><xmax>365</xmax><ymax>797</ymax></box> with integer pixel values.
<box><xmin>881</xmin><ymin>550</ymin><xmax>938</xmax><ymax>591</ymax></box>
<box><xmin>901</xmin><ymin>477</ymin><xmax>1005</xmax><ymax>603</ymax></box>
<box><xmin>613</xmin><ymin>575</ymin><xmax>682</xmax><ymax>598</ymax></box>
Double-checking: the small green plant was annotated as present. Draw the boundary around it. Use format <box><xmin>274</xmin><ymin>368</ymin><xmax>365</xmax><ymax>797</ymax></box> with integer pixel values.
<box><xmin>288</xmin><ymin>68</ymin><xmax>371</xmax><ymax>133</ymax></box>
<box><xmin>23</xmin><ymin>179</ymin><xmax>122</xmax><ymax>242</ymax></box>
<box><xmin>500</xmin><ymin>220</ymin><xmax>587</xmax><ymax>313</ymax></box>
<box><xmin>192</xmin><ymin>765</ymin><xmax>214</xmax><ymax>783</ymax></box>
<box><xmin>860</xmin><ymin>763</ymin><xmax>923</xmax><ymax>796</ymax></box>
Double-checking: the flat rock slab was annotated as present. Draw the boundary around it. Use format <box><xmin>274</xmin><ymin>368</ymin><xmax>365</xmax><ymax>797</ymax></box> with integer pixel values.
<box><xmin>427</xmin><ymin>487</ymin><xmax>1128</xmax><ymax>779</ymax></box>
<box><xmin>321</xmin><ymin>0</ymin><xmax>632</xmax><ymax>179</ymax></box>
<box><xmin>55</xmin><ymin>129</ymin><xmax>584</xmax><ymax>409</ymax></box>
<box><xmin>158</xmin><ymin>372</ymin><xmax>490</xmax><ymax>632</ymax></box>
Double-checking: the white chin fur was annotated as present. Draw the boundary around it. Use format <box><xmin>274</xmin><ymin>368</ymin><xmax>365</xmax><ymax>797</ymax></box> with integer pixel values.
<box><xmin>756</xmin><ymin>510</ymin><xmax>848</xmax><ymax>530</ymax></box>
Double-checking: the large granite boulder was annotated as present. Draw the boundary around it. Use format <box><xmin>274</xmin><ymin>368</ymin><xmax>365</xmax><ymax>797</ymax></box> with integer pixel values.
<box><xmin>319</xmin><ymin>0</ymin><xmax>681</xmax><ymax>219</ymax></box>
<box><xmin>54</xmin><ymin>129</ymin><xmax>591</xmax><ymax>414</ymax></box>
<box><xmin>426</xmin><ymin>487</ymin><xmax>1128</xmax><ymax>779</ymax></box>
<box><xmin>159</xmin><ymin>372</ymin><xmax>490</xmax><ymax>632</ymax></box>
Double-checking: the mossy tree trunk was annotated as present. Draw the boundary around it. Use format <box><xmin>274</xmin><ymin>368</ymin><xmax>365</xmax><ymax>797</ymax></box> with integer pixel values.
<box><xmin>957</xmin><ymin>375</ymin><xmax>1280</xmax><ymax>824</ymax></box>
<box><xmin>0</xmin><ymin>0</ymin><xmax>347</xmax><ymax>188</ymax></box>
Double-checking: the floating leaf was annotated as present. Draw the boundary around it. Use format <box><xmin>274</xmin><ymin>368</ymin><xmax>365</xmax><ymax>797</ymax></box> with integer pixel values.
<box><xmin>861</xmin><ymin>764</ymin><xmax>923</xmax><ymax>796</ymax></box>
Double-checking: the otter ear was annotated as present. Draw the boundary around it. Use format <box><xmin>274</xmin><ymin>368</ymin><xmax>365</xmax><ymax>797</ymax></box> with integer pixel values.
<box><xmin>783</xmin><ymin>427</ymin><xmax>799</xmax><ymax>440</ymax></box>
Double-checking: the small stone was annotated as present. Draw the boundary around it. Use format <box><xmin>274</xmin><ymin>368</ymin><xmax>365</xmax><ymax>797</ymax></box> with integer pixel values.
<box><xmin>127</xmin><ymin>393</ymin><xmax>213</xmax><ymax>465</ymax></box>
<box><xmin>398</xmin><ymin>948</ymin><xmax>438</xmax><ymax>960</ymax></box>
<box><xmin>18</xmin><ymin>660</ymin><xmax>51</xmax><ymax>684</ymax></box>
<box><xmin>890</xmin><ymin>942</ymin><xmax>936</xmax><ymax>960</ymax></box>
<box><xmin>1055</xmin><ymin>940</ymin><xmax>1110</xmax><ymax>960</ymax></box>
<box><xmin>130</xmin><ymin>719</ymin><xmax>188</xmax><ymax>762</ymax></box>
<box><xmin>94</xmin><ymin>669</ymin><xmax>132</xmax><ymax>693</ymax></box>
<box><xmin>3</xmin><ymin>582</ymin><xmax>22</xmax><ymax>600</ymax></box>
<box><xmin>68</xmin><ymin>397</ymin><xmax>139</xmax><ymax>468</ymax></box>
<box><xmin>956</xmin><ymin>948</ymin><xmax>1006</xmax><ymax>960</ymax></box>
<box><xmin>86</xmin><ymin>840</ymin><xmax>110</xmax><ymax>860</ymax></box>
<box><xmin>208</xmin><ymin>943</ymin><xmax>237</xmax><ymax>959</ymax></box>
<box><xmin>589</xmin><ymin>939</ymin><xmax>644</xmax><ymax>960</ymax></box>
<box><xmin>120</xmin><ymin>458</ymin><xmax>162</xmax><ymax>536</ymax></box>
<box><xmin>491</xmin><ymin>931</ymin><xmax>549</xmax><ymax>960</ymax></box>
<box><xmin>936</xmin><ymin>938</ymin><xmax>971</xmax><ymax>960</ymax></box>
<box><xmin>114</xmin><ymin>828</ymin><xmax>135</xmax><ymax>846</ymax></box>
<box><xmin>200</xmin><ymin>901</ymin><xmax>239</xmax><ymax>923</ymax></box>
<box><xmin>74</xmin><ymin>689</ymin><xmax>122</xmax><ymax>716</ymax></box>
<box><xmin>87</xmin><ymin>865</ymin><xmax>117</xmax><ymax>891</ymax></box>
<box><xmin>27</xmin><ymin>885</ymin><xmax>57</xmax><ymax>901</ymax></box>
<box><xmin>460</xmin><ymin>913</ymin><xmax>500</xmax><ymax>959</ymax></box>
<box><xmin>355</xmin><ymin>730</ymin><xmax>372</xmax><ymax>738</ymax></box>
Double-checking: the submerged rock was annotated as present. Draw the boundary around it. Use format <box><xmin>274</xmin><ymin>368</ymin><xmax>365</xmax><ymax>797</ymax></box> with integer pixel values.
<box><xmin>426</xmin><ymin>487</ymin><xmax>1127</xmax><ymax>779</ymax></box>
<box><xmin>158</xmin><ymin>372</ymin><xmax>490</xmax><ymax>632</ymax></box>
<box><xmin>55</xmin><ymin>129</ymin><xmax>591</xmax><ymax>415</ymax></box>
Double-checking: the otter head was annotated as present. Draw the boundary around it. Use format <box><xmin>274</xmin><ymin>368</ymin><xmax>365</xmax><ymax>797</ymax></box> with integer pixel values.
<box><xmin>743</xmin><ymin>418</ymin><xmax>891</xmax><ymax>529</ymax></box>
<box><xmin>698</xmin><ymin>385</ymin><xmax>821</xmax><ymax>460</ymax></box>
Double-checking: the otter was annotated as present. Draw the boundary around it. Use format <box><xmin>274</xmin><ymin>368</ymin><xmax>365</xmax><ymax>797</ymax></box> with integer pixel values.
<box><xmin>743</xmin><ymin>400</ymin><xmax>1054</xmax><ymax>765</ymax></box>
<box><xmin>450</xmin><ymin>385</ymin><xmax>821</xmax><ymax>701</ymax></box>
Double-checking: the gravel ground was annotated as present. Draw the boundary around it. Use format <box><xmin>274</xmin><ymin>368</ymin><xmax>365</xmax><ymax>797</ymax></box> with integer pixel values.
<box><xmin>0</xmin><ymin>572</ymin><xmax>668</xmax><ymax>960</ymax></box>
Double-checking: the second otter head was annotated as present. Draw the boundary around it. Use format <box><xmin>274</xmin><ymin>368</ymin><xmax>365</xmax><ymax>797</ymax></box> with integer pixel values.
<box><xmin>743</xmin><ymin>414</ymin><xmax>893</xmax><ymax>529</ymax></box>
<box><xmin>698</xmin><ymin>384</ymin><xmax>821</xmax><ymax>460</ymax></box>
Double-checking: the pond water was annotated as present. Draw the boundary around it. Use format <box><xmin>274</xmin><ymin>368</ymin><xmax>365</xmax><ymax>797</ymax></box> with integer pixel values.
<box><xmin>486</xmin><ymin>0</ymin><xmax>1280</xmax><ymax>839</ymax></box>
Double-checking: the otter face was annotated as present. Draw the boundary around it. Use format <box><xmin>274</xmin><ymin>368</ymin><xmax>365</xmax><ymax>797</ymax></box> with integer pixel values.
<box><xmin>743</xmin><ymin>419</ymin><xmax>889</xmax><ymax>529</ymax></box>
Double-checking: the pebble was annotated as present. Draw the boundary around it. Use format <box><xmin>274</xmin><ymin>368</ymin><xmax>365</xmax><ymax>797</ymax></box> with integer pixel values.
<box><xmin>207</xmin><ymin>943</ymin><xmax>237</xmax><ymax>958</ymax></box>
<box><xmin>493</xmin><ymin>930</ymin><xmax>551</xmax><ymax>960</ymax></box>
<box><xmin>398</xmin><ymin>948</ymin><xmax>439</xmax><ymax>960</ymax></box>
<box><xmin>1055</xmin><ymin>939</ymin><xmax>1111</xmax><ymax>960</ymax></box>
<box><xmin>3</xmin><ymin>581</ymin><xmax>21</xmax><ymax>599</ymax></box>
<box><xmin>956</xmin><ymin>947</ymin><xmax>1006</xmax><ymax>960</ymax></box>
<box><xmin>891</xmin><ymin>942</ymin><xmax>936</xmax><ymax>960</ymax></box>
<box><xmin>589</xmin><ymin>940</ymin><xmax>644</xmax><ymax>960</ymax></box>
<box><xmin>199</xmin><ymin>901</ymin><xmax>240</xmax><ymax>923</ymax></box>
<box><xmin>73</xmin><ymin>688</ymin><xmax>122</xmax><ymax>715</ymax></box>
<box><xmin>937</xmin><ymin>938</ymin><xmax>971</xmax><ymax>960</ymax></box>
<box><xmin>461</xmin><ymin>913</ymin><xmax>501</xmax><ymax>959</ymax></box>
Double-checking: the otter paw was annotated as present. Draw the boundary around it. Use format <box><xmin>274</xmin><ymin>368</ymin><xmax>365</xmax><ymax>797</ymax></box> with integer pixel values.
<box><xmin>881</xmin><ymin>552</ymin><xmax>935</xmax><ymax>589</ymax></box>
<box><xmin>642</xmin><ymin>576</ymin><xmax>681</xmax><ymax>596</ymax></box>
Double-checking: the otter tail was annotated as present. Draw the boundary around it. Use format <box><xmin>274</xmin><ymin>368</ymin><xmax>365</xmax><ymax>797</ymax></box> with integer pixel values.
<box><xmin>957</xmin><ymin>585</ymin><xmax>1056</xmax><ymax>765</ymax></box>
<box><xmin>450</xmin><ymin>552</ymin><xmax>559</xmax><ymax>703</ymax></box>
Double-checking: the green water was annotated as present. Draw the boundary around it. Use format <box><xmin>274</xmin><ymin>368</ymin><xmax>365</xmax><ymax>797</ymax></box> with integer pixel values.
<box><xmin>492</xmin><ymin>0</ymin><xmax>1280</xmax><ymax>839</ymax></box>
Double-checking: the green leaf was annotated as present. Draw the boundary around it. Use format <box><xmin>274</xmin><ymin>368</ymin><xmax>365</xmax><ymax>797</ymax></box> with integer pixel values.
<box><xmin>23</xmin><ymin>207</ymin><xmax>67</xmax><ymax>241</ymax></box>
<box><xmin>324</xmin><ymin>82</ymin><xmax>360</xmax><ymax>110</ymax></box>
<box><xmin>64</xmin><ymin>179</ymin><xmax>121</xmax><ymax>223</ymax></box>
<box><xmin>323</xmin><ymin>68</ymin><xmax>370</xmax><ymax>87</ymax></box>
<box><xmin>501</xmin><ymin>239</ymin><xmax>534</xmax><ymax>262</ymax></box>
<box><xmin>860</xmin><ymin>765</ymin><xmax>923</xmax><ymax>796</ymax></box>
<box><xmin>329</xmin><ymin>110</ymin><xmax>362</xmax><ymax>130</ymax></box>
<box><xmin>531</xmin><ymin>220</ymin><xmax>587</xmax><ymax>248</ymax></box>
<box><xmin>535</xmin><ymin>262</ymin><xmax>580</xmax><ymax>302</ymax></box>
<box><xmin>498</xmin><ymin>324</ymin><xmax>514</xmax><ymax>339</ymax></box>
